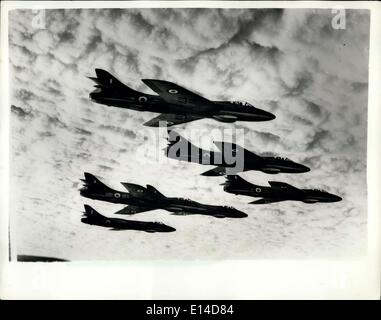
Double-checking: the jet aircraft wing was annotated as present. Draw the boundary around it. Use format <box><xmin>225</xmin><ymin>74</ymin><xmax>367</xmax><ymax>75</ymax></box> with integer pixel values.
<box><xmin>120</xmin><ymin>182</ymin><xmax>148</xmax><ymax>196</ymax></box>
<box><xmin>113</xmin><ymin>205</ymin><xmax>154</xmax><ymax>215</ymax></box>
<box><xmin>250</xmin><ymin>198</ymin><xmax>286</xmax><ymax>204</ymax></box>
<box><xmin>268</xmin><ymin>181</ymin><xmax>301</xmax><ymax>192</ymax></box>
<box><xmin>141</xmin><ymin>79</ymin><xmax>214</xmax><ymax>110</ymax></box>
<box><xmin>143</xmin><ymin>113</ymin><xmax>203</xmax><ymax>127</ymax></box>
<box><xmin>201</xmin><ymin>166</ymin><xmax>227</xmax><ymax>176</ymax></box>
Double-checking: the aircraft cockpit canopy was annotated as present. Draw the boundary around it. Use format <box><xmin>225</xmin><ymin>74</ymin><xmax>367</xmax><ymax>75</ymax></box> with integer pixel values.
<box><xmin>275</xmin><ymin>156</ymin><xmax>291</xmax><ymax>161</ymax></box>
<box><xmin>230</xmin><ymin>101</ymin><xmax>254</xmax><ymax>107</ymax></box>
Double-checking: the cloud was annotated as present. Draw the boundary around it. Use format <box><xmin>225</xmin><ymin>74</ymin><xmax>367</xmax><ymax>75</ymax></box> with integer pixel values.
<box><xmin>8</xmin><ymin>8</ymin><xmax>369</xmax><ymax>260</ymax></box>
<box><xmin>11</xmin><ymin>105</ymin><xmax>33</xmax><ymax>119</ymax></box>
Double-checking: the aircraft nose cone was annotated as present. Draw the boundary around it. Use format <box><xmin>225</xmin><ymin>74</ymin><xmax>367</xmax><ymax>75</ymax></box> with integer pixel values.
<box><xmin>332</xmin><ymin>195</ymin><xmax>342</xmax><ymax>202</ymax></box>
<box><xmin>298</xmin><ymin>164</ymin><xmax>310</xmax><ymax>173</ymax></box>
<box><xmin>234</xmin><ymin>209</ymin><xmax>248</xmax><ymax>218</ymax></box>
<box><xmin>165</xmin><ymin>225</ymin><xmax>176</xmax><ymax>232</ymax></box>
<box><xmin>258</xmin><ymin>110</ymin><xmax>276</xmax><ymax>121</ymax></box>
<box><xmin>265</xmin><ymin>111</ymin><xmax>276</xmax><ymax>120</ymax></box>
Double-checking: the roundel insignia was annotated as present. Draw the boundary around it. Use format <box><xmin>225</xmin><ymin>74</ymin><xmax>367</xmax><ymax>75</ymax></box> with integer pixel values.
<box><xmin>138</xmin><ymin>96</ymin><xmax>147</xmax><ymax>103</ymax></box>
<box><xmin>204</xmin><ymin>153</ymin><xmax>210</xmax><ymax>158</ymax></box>
<box><xmin>168</xmin><ymin>89</ymin><xmax>178</xmax><ymax>94</ymax></box>
<box><xmin>255</xmin><ymin>188</ymin><xmax>261</xmax><ymax>193</ymax></box>
<box><xmin>114</xmin><ymin>193</ymin><xmax>121</xmax><ymax>198</ymax></box>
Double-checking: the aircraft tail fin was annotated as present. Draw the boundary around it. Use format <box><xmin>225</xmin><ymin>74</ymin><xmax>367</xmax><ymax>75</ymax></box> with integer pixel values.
<box><xmin>166</xmin><ymin>129</ymin><xmax>192</xmax><ymax>148</ymax></box>
<box><xmin>81</xmin><ymin>205</ymin><xmax>106</xmax><ymax>223</ymax></box>
<box><xmin>88</xmin><ymin>68</ymin><xmax>140</xmax><ymax>96</ymax></box>
<box><xmin>165</xmin><ymin>129</ymin><xmax>207</xmax><ymax>163</ymax></box>
<box><xmin>222</xmin><ymin>175</ymin><xmax>254</xmax><ymax>189</ymax></box>
<box><xmin>80</xmin><ymin>172</ymin><xmax>115</xmax><ymax>194</ymax></box>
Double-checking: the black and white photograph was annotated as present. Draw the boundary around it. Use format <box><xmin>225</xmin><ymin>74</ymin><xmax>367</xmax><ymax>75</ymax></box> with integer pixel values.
<box><xmin>1</xmin><ymin>1</ymin><xmax>380</xmax><ymax>300</ymax></box>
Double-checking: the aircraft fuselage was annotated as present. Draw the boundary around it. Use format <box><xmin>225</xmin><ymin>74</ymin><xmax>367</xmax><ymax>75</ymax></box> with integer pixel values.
<box><xmin>224</xmin><ymin>185</ymin><xmax>342</xmax><ymax>203</ymax></box>
<box><xmin>90</xmin><ymin>91</ymin><xmax>275</xmax><ymax>123</ymax></box>
<box><xmin>166</xmin><ymin>149</ymin><xmax>310</xmax><ymax>175</ymax></box>
<box><xmin>82</xmin><ymin>214</ymin><xmax>175</xmax><ymax>232</ymax></box>
<box><xmin>81</xmin><ymin>205</ymin><xmax>175</xmax><ymax>232</ymax></box>
<box><xmin>80</xmin><ymin>186</ymin><xmax>247</xmax><ymax>218</ymax></box>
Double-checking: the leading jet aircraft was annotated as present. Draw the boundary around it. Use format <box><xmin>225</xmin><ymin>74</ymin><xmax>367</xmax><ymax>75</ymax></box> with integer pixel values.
<box><xmin>222</xmin><ymin>175</ymin><xmax>342</xmax><ymax>204</ymax></box>
<box><xmin>81</xmin><ymin>205</ymin><xmax>176</xmax><ymax>233</ymax></box>
<box><xmin>80</xmin><ymin>172</ymin><xmax>247</xmax><ymax>218</ymax></box>
<box><xmin>88</xmin><ymin>68</ymin><xmax>275</xmax><ymax>127</ymax></box>
<box><xmin>165</xmin><ymin>130</ymin><xmax>310</xmax><ymax>176</ymax></box>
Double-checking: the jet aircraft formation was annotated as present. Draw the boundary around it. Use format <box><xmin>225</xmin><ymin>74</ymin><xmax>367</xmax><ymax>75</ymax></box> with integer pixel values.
<box><xmin>80</xmin><ymin>69</ymin><xmax>342</xmax><ymax>233</ymax></box>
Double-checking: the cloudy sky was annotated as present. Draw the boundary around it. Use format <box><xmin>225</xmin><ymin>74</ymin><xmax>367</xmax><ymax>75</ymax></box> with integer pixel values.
<box><xmin>9</xmin><ymin>8</ymin><xmax>369</xmax><ymax>260</ymax></box>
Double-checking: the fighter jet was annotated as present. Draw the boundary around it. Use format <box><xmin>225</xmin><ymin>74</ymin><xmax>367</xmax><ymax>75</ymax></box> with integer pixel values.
<box><xmin>80</xmin><ymin>172</ymin><xmax>247</xmax><ymax>218</ymax></box>
<box><xmin>88</xmin><ymin>68</ymin><xmax>275</xmax><ymax>127</ymax></box>
<box><xmin>165</xmin><ymin>130</ymin><xmax>310</xmax><ymax>176</ymax></box>
<box><xmin>222</xmin><ymin>175</ymin><xmax>342</xmax><ymax>204</ymax></box>
<box><xmin>81</xmin><ymin>205</ymin><xmax>176</xmax><ymax>233</ymax></box>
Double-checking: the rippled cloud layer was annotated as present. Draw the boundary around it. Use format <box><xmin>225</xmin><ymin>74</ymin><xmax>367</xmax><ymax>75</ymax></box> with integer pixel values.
<box><xmin>9</xmin><ymin>8</ymin><xmax>369</xmax><ymax>259</ymax></box>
